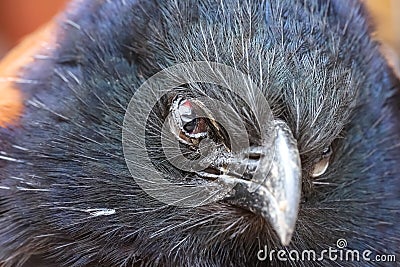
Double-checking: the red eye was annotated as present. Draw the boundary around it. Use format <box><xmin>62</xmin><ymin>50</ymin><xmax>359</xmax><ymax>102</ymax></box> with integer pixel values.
<box><xmin>171</xmin><ymin>97</ymin><xmax>208</xmax><ymax>141</ymax></box>
<box><xmin>183</xmin><ymin>118</ymin><xmax>198</xmax><ymax>133</ymax></box>
<box><xmin>183</xmin><ymin>117</ymin><xmax>207</xmax><ymax>136</ymax></box>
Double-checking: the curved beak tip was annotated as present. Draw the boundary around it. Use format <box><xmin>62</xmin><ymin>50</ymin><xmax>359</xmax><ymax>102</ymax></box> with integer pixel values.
<box><xmin>262</xmin><ymin>199</ymin><xmax>298</xmax><ymax>246</ymax></box>
<box><xmin>223</xmin><ymin>119</ymin><xmax>302</xmax><ymax>246</ymax></box>
<box><xmin>276</xmin><ymin>216</ymin><xmax>296</xmax><ymax>246</ymax></box>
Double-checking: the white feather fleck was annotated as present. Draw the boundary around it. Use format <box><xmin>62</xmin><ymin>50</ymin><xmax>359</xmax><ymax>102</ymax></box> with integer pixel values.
<box><xmin>84</xmin><ymin>208</ymin><xmax>117</xmax><ymax>217</ymax></box>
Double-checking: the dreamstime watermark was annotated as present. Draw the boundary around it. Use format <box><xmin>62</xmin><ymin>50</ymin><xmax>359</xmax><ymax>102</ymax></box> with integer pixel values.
<box><xmin>122</xmin><ymin>61</ymin><xmax>275</xmax><ymax>207</ymax></box>
<box><xmin>257</xmin><ymin>238</ymin><xmax>397</xmax><ymax>263</ymax></box>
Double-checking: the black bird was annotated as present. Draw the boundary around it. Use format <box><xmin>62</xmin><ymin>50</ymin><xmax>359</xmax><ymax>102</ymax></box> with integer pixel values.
<box><xmin>0</xmin><ymin>0</ymin><xmax>399</xmax><ymax>266</ymax></box>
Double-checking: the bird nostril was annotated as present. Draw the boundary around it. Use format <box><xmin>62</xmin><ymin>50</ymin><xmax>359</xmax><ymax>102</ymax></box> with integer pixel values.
<box><xmin>204</xmin><ymin>167</ymin><xmax>223</xmax><ymax>176</ymax></box>
<box><xmin>195</xmin><ymin>166</ymin><xmax>224</xmax><ymax>181</ymax></box>
<box><xmin>247</xmin><ymin>153</ymin><xmax>262</xmax><ymax>160</ymax></box>
<box><xmin>243</xmin><ymin>146</ymin><xmax>265</xmax><ymax>161</ymax></box>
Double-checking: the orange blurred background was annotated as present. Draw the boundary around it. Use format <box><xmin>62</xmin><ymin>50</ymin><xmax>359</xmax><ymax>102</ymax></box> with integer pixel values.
<box><xmin>0</xmin><ymin>0</ymin><xmax>399</xmax><ymax>69</ymax></box>
<box><xmin>0</xmin><ymin>0</ymin><xmax>68</xmax><ymax>57</ymax></box>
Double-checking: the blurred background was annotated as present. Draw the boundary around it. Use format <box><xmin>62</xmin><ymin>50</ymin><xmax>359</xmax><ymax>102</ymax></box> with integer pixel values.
<box><xmin>0</xmin><ymin>0</ymin><xmax>67</xmax><ymax>56</ymax></box>
<box><xmin>0</xmin><ymin>0</ymin><xmax>399</xmax><ymax>71</ymax></box>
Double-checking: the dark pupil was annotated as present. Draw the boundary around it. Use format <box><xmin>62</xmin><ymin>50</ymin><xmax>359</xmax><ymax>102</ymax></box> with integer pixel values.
<box><xmin>322</xmin><ymin>146</ymin><xmax>331</xmax><ymax>157</ymax></box>
<box><xmin>183</xmin><ymin>119</ymin><xmax>198</xmax><ymax>133</ymax></box>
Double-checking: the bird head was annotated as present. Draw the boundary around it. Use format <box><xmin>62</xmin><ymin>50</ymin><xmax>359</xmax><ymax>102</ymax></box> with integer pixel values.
<box><xmin>1</xmin><ymin>0</ymin><xmax>399</xmax><ymax>266</ymax></box>
<box><xmin>120</xmin><ymin>0</ymin><xmax>360</xmax><ymax>248</ymax></box>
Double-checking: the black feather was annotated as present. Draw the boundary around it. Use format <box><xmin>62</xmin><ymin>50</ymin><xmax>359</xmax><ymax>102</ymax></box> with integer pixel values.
<box><xmin>0</xmin><ymin>0</ymin><xmax>399</xmax><ymax>266</ymax></box>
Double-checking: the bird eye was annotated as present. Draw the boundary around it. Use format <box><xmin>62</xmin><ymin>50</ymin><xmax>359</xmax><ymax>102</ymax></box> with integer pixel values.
<box><xmin>170</xmin><ymin>96</ymin><xmax>208</xmax><ymax>144</ymax></box>
<box><xmin>321</xmin><ymin>146</ymin><xmax>332</xmax><ymax>157</ymax></box>
<box><xmin>311</xmin><ymin>146</ymin><xmax>332</xmax><ymax>177</ymax></box>
<box><xmin>183</xmin><ymin>118</ymin><xmax>208</xmax><ymax>136</ymax></box>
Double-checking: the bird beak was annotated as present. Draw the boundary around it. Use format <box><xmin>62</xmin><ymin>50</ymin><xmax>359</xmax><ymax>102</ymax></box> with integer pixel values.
<box><xmin>221</xmin><ymin>120</ymin><xmax>301</xmax><ymax>245</ymax></box>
